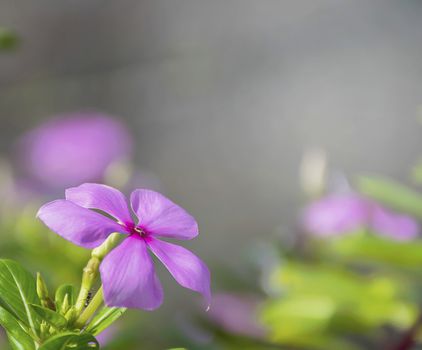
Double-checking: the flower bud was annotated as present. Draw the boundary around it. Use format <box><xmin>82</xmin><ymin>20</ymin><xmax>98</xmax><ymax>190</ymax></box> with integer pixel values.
<box><xmin>36</xmin><ymin>272</ymin><xmax>55</xmax><ymax>310</ymax></box>
<box><xmin>61</xmin><ymin>293</ymin><xmax>70</xmax><ymax>315</ymax></box>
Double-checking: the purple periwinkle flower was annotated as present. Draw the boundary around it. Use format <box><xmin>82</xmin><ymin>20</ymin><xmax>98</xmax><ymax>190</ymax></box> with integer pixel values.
<box><xmin>302</xmin><ymin>193</ymin><xmax>419</xmax><ymax>240</ymax></box>
<box><xmin>37</xmin><ymin>183</ymin><xmax>211</xmax><ymax>310</ymax></box>
<box><xmin>16</xmin><ymin>112</ymin><xmax>133</xmax><ymax>190</ymax></box>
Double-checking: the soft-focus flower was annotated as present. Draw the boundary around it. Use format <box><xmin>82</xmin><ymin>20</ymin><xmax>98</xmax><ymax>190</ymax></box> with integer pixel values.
<box><xmin>302</xmin><ymin>193</ymin><xmax>419</xmax><ymax>240</ymax></box>
<box><xmin>37</xmin><ymin>183</ymin><xmax>211</xmax><ymax>310</ymax></box>
<box><xmin>208</xmin><ymin>293</ymin><xmax>266</xmax><ymax>338</ymax></box>
<box><xmin>96</xmin><ymin>325</ymin><xmax>118</xmax><ymax>347</ymax></box>
<box><xmin>16</xmin><ymin>112</ymin><xmax>133</xmax><ymax>190</ymax></box>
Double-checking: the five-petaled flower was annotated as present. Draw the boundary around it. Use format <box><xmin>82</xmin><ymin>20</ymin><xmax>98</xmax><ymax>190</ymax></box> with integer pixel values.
<box><xmin>37</xmin><ymin>183</ymin><xmax>211</xmax><ymax>310</ymax></box>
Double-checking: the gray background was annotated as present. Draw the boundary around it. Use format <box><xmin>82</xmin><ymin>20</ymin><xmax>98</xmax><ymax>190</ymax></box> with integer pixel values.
<box><xmin>1</xmin><ymin>0</ymin><xmax>422</xmax><ymax>267</ymax></box>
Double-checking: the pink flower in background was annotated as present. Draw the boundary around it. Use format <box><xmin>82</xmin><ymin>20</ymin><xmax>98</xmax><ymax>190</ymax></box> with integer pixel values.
<box><xmin>370</xmin><ymin>204</ymin><xmax>419</xmax><ymax>241</ymax></box>
<box><xmin>96</xmin><ymin>326</ymin><xmax>117</xmax><ymax>347</ymax></box>
<box><xmin>208</xmin><ymin>293</ymin><xmax>266</xmax><ymax>338</ymax></box>
<box><xmin>302</xmin><ymin>194</ymin><xmax>368</xmax><ymax>236</ymax></box>
<box><xmin>16</xmin><ymin>112</ymin><xmax>133</xmax><ymax>189</ymax></box>
<box><xmin>302</xmin><ymin>193</ymin><xmax>419</xmax><ymax>240</ymax></box>
<box><xmin>37</xmin><ymin>183</ymin><xmax>211</xmax><ymax>310</ymax></box>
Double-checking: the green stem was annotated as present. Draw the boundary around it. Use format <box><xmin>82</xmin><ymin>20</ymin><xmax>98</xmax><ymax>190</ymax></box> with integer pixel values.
<box><xmin>74</xmin><ymin>233</ymin><xmax>122</xmax><ymax>317</ymax></box>
<box><xmin>74</xmin><ymin>255</ymin><xmax>100</xmax><ymax>315</ymax></box>
<box><xmin>74</xmin><ymin>287</ymin><xmax>104</xmax><ymax>328</ymax></box>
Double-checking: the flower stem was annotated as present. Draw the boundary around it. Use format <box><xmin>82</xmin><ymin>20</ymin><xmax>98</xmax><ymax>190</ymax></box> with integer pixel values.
<box><xmin>74</xmin><ymin>287</ymin><xmax>104</xmax><ymax>328</ymax></box>
<box><xmin>74</xmin><ymin>255</ymin><xmax>101</xmax><ymax>316</ymax></box>
<box><xmin>74</xmin><ymin>233</ymin><xmax>122</xmax><ymax>317</ymax></box>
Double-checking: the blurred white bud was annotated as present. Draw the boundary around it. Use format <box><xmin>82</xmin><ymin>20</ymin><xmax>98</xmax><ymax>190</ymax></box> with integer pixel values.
<box><xmin>104</xmin><ymin>158</ymin><xmax>133</xmax><ymax>189</ymax></box>
<box><xmin>299</xmin><ymin>147</ymin><xmax>327</xmax><ymax>199</ymax></box>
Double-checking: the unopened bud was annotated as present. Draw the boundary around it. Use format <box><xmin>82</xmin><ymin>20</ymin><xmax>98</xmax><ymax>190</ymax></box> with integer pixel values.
<box><xmin>61</xmin><ymin>293</ymin><xmax>70</xmax><ymax>315</ymax></box>
<box><xmin>36</xmin><ymin>272</ymin><xmax>55</xmax><ymax>310</ymax></box>
<box><xmin>40</xmin><ymin>321</ymin><xmax>48</xmax><ymax>335</ymax></box>
<box><xmin>36</xmin><ymin>273</ymin><xmax>48</xmax><ymax>300</ymax></box>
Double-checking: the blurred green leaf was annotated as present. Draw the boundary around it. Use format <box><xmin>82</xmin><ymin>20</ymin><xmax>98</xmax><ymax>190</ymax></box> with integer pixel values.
<box><xmin>0</xmin><ymin>259</ymin><xmax>40</xmax><ymax>335</ymax></box>
<box><xmin>262</xmin><ymin>295</ymin><xmax>335</xmax><ymax>337</ymax></box>
<box><xmin>0</xmin><ymin>307</ymin><xmax>35</xmax><ymax>350</ymax></box>
<box><xmin>261</xmin><ymin>261</ymin><xmax>416</xmax><ymax>348</ymax></box>
<box><xmin>0</xmin><ymin>207</ymin><xmax>89</xmax><ymax>288</ymax></box>
<box><xmin>85</xmin><ymin>306</ymin><xmax>126</xmax><ymax>336</ymax></box>
<box><xmin>357</xmin><ymin>175</ymin><xmax>422</xmax><ymax>218</ymax></box>
<box><xmin>0</xmin><ymin>28</ymin><xmax>18</xmax><ymax>51</ymax></box>
<box><xmin>325</xmin><ymin>232</ymin><xmax>422</xmax><ymax>268</ymax></box>
<box><xmin>39</xmin><ymin>332</ymin><xmax>99</xmax><ymax>350</ymax></box>
<box><xmin>29</xmin><ymin>304</ymin><xmax>67</xmax><ymax>329</ymax></box>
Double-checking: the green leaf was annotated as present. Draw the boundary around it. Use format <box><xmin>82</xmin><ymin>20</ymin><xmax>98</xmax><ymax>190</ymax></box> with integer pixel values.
<box><xmin>29</xmin><ymin>304</ymin><xmax>67</xmax><ymax>329</ymax></box>
<box><xmin>85</xmin><ymin>306</ymin><xmax>126</xmax><ymax>335</ymax></box>
<box><xmin>55</xmin><ymin>284</ymin><xmax>75</xmax><ymax>312</ymax></box>
<box><xmin>325</xmin><ymin>232</ymin><xmax>422</xmax><ymax>268</ymax></box>
<box><xmin>0</xmin><ymin>27</ymin><xmax>19</xmax><ymax>51</ymax></box>
<box><xmin>39</xmin><ymin>332</ymin><xmax>99</xmax><ymax>350</ymax></box>
<box><xmin>357</xmin><ymin>175</ymin><xmax>422</xmax><ymax>219</ymax></box>
<box><xmin>0</xmin><ymin>259</ymin><xmax>40</xmax><ymax>335</ymax></box>
<box><xmin>261</xmin><ymin>260</ymin><xmax>416</xmax><ymax>346</ymax></box>
<box><xmin>0</xmin><ymin>307</ymin><xmax>35</xmax><ymax>350</ymax></box>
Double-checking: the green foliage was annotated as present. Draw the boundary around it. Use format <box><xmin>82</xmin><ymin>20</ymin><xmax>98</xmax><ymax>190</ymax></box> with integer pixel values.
<box><xmin>0</xmin><ymin>259</ymin><xmax>127</xmax><ymax>349</ymax></box>
<box><xmin>85</xmin><ymin>306</ymin><xmax>126</xmax><ymax>336</ymax></box>
<box><xmin>38</xmin><ymin>332</ymin><xmax>99</xmax><ymax>350</ymax></box>
<box><xmin>324</xmin><ymin>231</ymin><xmax>422</xmax><ymax>269</ymax></box>
<box><xmin>0</xmin><ymin>205</ymin><xmax>89</xmax><ymax>288</ymax></box>
<box><xmin>357</xmin><ymin>175</ymin><xmax>422</xmax><ymax>219</ymax></box>
<box><xmin>260</xmin><ymin>261</ymin><xmax>417</xmax><ymax>349</ymax></box>
<box><xmin>29</xmin><ymin>304</ymin><xmax>67</xmax><ymax>329</ymax></box>
<box><xmin>55</xmin><ymin>284</ymin><xmax>76</xmax><ymax>313</ymax></box>
<box><xmin>0</xmin><ymin>259</ymin><xmax>41</xmax><ymax>335</ymax></box>
<box><xmin>0</xmin><ymin>28</ymin><xmax>18</xmax><ymax>51</ymax></box>
<box><xmin>254</xmin><ymin>172</ymin><xmax>422</xmax><ymax>349</ymax></box>
<box><xmin>0</xmin><ymin>307</ymin><xmax>36</xmax><ymax>350</ymax></box>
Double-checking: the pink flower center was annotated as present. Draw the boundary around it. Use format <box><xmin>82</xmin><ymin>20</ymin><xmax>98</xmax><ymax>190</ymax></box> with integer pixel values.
<box><xmin>123</xmin><ymin>221</ymin><xmax>148</xmax><ymax>239</ymax></box>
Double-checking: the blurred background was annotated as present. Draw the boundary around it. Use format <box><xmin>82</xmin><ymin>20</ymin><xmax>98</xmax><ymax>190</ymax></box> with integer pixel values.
<box><xmin>2</xmin><ymin>1</ymin><xmax>422</xmax><ymax>349</ymax></box>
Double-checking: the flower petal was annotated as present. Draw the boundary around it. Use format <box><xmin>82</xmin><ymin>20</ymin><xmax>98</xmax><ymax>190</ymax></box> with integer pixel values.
<box><xmin>66</xmin><ymin>183</ymin><xmax>132</xmax><ymax>224</ymax></box>
<box><xmin>370</xmin><ymin>204</ymin><xmax>419</xmax><ymax>241</ymax></box>
<box><xmin>100</xmin><ymin>236</ymin><xmax>163</xmax><ymax>310</ymax></box>
<box><xmin>147</xmin><ymin>238</ymin><xmax>211</xmax><ymax>307</ymax></box>
<box><xmin>302</xmin><ymin>194</ymin><xmax>370</xmax><ymax>236</ymax></box>
<box><xmin>37</xmin><ymin>200</ymin><xmax>126</xmax><ymax>248</ymax></box>
<box><xmin>130</xmin><ymin>189</ymin><xmax>198</xmax><ymax>240</ymax></box>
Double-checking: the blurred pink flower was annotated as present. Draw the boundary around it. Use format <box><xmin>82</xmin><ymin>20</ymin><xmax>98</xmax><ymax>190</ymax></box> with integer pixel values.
<box><xmin>16</xmin><ymin>112</ymin><xmax>133</xmax><ymax>189</ymax></box>
<box><xmin>208</xmin><ymin>293</ymin><xmax>266</xmax><ymax>338</ymax></box>
<box><xmin>96</xmin><ymin>325</ymin><xmax>117</xmax><ymax>347</ymax></box>
<box><xmin>302</xmin><ymin>193</ymin><xmax>419</xmax><ymax>240</ymax></box>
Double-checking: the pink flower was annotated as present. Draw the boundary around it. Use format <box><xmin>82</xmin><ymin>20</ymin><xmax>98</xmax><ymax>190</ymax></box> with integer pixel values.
<box><xmin>208</xmin><ymin>293</ymin><xmax>266</xmax><ymax>338</ymax></box>
<box><xmin>302</xmin><ymin>193</ymin><xmax>419</xmax><ymax>240</ymax></box>
<box><xmin>16</xmin><ymin>112</ymin><xmax>132</xmax><ymax>189</ymax></box>
<box><xmin>96</xmin><ymin>326</ymin><xmax>117</xmax><ymax>347</ymax></box>
<box><xmin>37</xmin><ymin>183</ymin><xmax>211</xmax><ymax>310</ymax></box>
